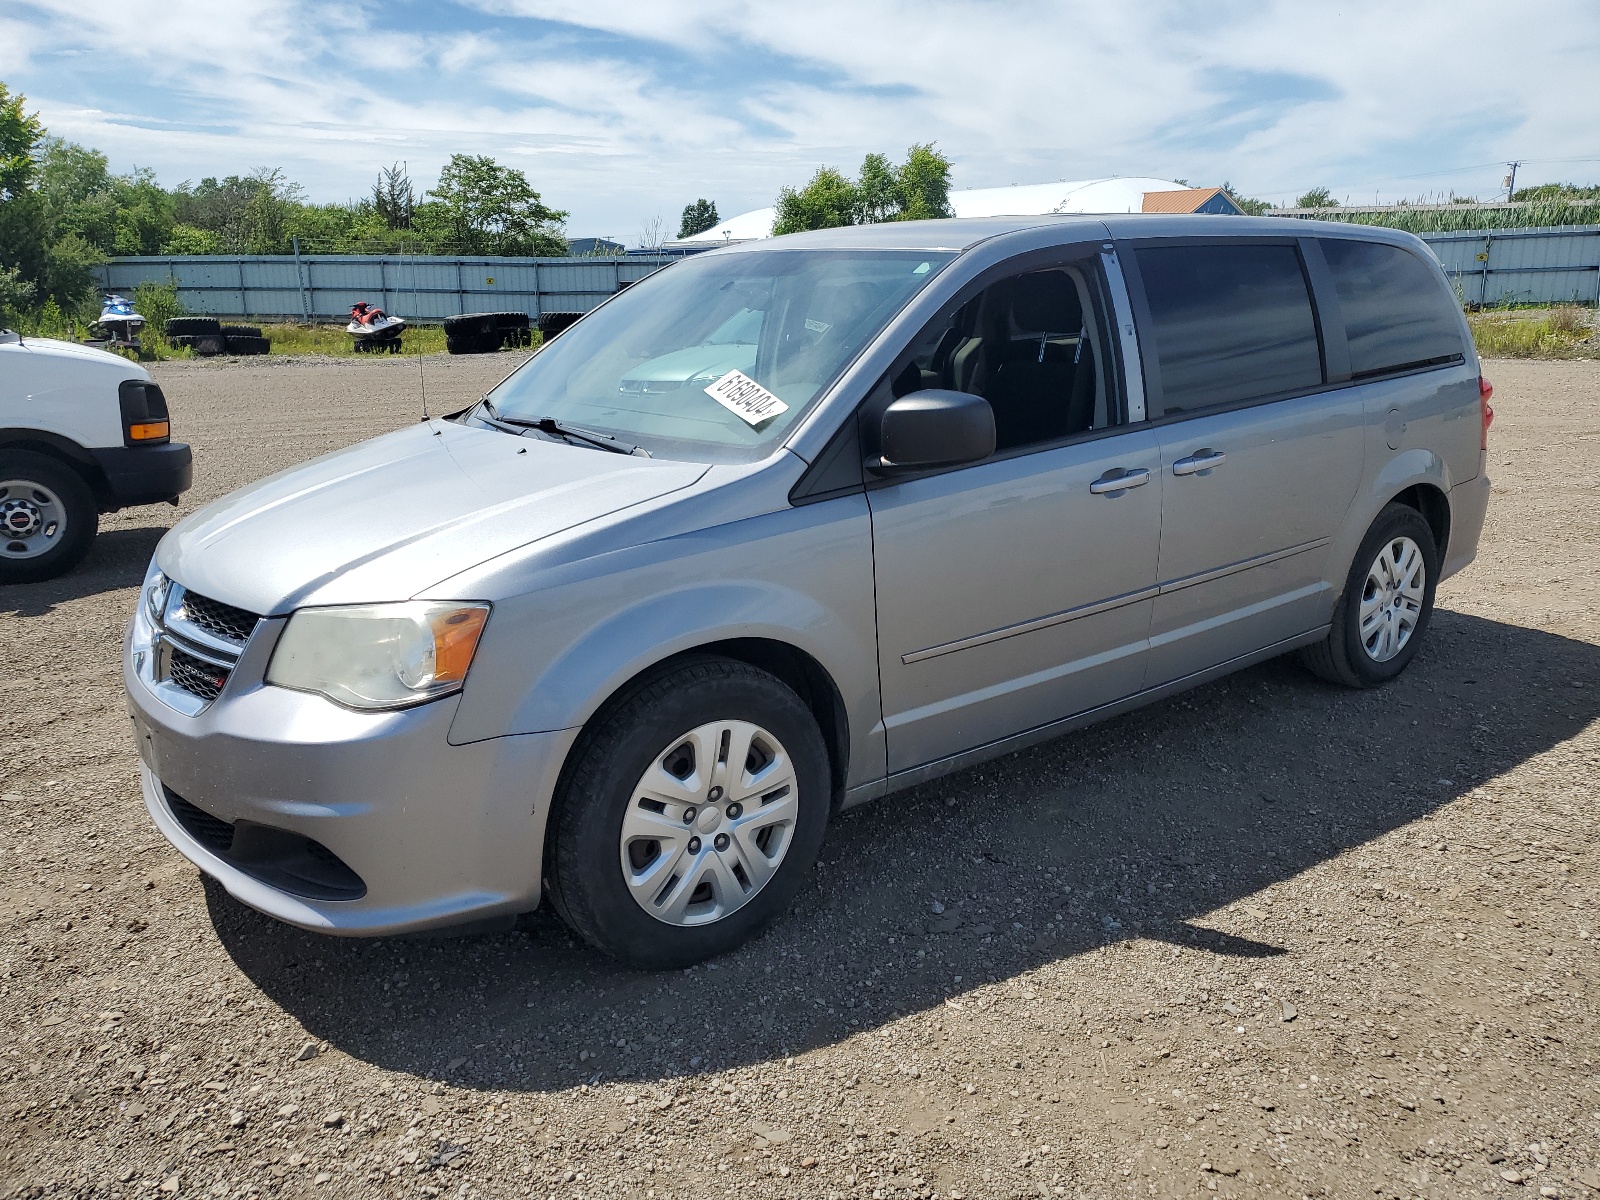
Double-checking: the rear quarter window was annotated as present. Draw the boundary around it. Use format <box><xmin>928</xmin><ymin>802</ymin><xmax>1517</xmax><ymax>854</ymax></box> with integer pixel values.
<box><xmin>1319</xmin><ymin>239</ymin><xmax>1465</xmax><ymax>378</ymax></box>
<box><xmin>1135</xmin><ymin>243</ymin><xmax>1324</xmax><ymax>417</ymax></box>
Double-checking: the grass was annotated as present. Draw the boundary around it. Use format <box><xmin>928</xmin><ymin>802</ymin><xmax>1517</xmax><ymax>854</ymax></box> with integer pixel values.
<box><xmin>1467</xmin><ymin>306</ymin><xmax>1599</xmax><ymax>359</ymax></box>
<box><xmin>262</xmin><ymin>322</ymin><xmax>453</xmax><ymax>357</ymax></box>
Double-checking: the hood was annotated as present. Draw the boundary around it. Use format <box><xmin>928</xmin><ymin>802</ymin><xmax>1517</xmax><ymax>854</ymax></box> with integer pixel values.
<box><xmin>1</xmin><ymin>335</ymin><xmax>150</xmax><ymax>379</ymax></box>
<box><xmin>158</xmin><ymin>420</ymin><xmax>707</xmax><ymax>615</ymax></box>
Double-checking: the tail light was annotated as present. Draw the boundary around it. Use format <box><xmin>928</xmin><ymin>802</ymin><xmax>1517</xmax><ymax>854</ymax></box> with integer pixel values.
<box><xmin>118</xmin><ymin>380</ymin><xmax>171</xmax><ymax>446</ymax></box>
<box><xmin>1478</xmin><ymin>376</ymin><xmax>1494</xmax><ymax>450</ymax></box>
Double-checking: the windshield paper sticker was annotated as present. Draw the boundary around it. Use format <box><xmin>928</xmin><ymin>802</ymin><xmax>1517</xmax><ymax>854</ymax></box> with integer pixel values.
<box><xmin>705</xmin><ymin>370</ymin><xmax>789</xmax><ymax>426</ymax></box>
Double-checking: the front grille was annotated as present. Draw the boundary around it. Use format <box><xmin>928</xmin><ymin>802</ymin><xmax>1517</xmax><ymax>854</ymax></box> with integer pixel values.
<box><xmin>176</xmin><ymin>591</ymin><xmax>260</xmax><ymax>645</ymax></box>
<box><xmin>166</xmin><ymin>789</ymin><xmax>235</xmax><ymax>854</ymax></box>
<box><xmin>168</xmin><ymin>646</ymin><xmax>227</xmax><ymax>703</ymax></box>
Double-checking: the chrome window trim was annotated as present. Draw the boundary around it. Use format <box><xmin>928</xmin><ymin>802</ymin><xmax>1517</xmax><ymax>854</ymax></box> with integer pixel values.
<box><xmin>1099</xmin><ymin>246</ymin><xmax>1146</xmax><ymax>423</ymax></box>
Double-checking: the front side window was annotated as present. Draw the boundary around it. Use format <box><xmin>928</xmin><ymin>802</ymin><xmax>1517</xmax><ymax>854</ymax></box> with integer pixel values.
<box><xmin>1136</xmin><ymin>243</ymin><xmax>1324</xmax><ymax>417</ymax></box>
<box><xmin>481</xmin><ymin>249</ymin><xmax>954</xmax><ymax>461</ymax></box>
<box><xmin>1319</xmin><ymin>239</ymin><xmax>1465</xmax><ymax>378</ymax></box>
<box><xmin>889</xmin><ymin>260</ymin><xmax>1115</xmax><ymax>453</ymax></box>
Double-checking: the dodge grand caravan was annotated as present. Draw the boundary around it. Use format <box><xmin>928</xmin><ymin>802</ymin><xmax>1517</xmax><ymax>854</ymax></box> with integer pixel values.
<box><xmin>125</xmin><ymin>215</ymin><xmax>1491</xmax><ymax>968</ymax></box>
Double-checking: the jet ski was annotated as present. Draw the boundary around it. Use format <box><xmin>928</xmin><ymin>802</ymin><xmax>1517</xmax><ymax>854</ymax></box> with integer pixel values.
<box><xmin>347</xmin><ymin>302</ymin><xmax>405</xmax><ymax>353</ymax></box>
<box><xmin>89</xmin><ymin>294</ymin><xmax>145</xmax><ymax>349</ymax></box>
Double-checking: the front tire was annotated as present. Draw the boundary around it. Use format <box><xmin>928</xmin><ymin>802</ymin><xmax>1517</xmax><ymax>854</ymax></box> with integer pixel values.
<box><xmin>546</xmin><ymin>657</ymin><xmax>831</xmax><ymax>969</ymax></box>
<box><xmin>0</xmin><ymin>451</ymin><xmax>98</xmax><ymax>584</ymax></box>
<box><xmin>1300</xmin><ymin>502</ymin><xmax>1439</xmax><ymax>688</ymax></box>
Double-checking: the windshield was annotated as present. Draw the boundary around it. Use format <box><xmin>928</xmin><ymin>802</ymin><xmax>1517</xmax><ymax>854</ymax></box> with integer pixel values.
<box><xmin>480</xmin><ymin>249</ymin><xmax>955</xmax><ymax>461</ymax></box>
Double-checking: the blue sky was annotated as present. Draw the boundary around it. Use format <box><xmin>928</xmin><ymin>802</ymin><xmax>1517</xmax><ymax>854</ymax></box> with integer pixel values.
<box><xmin>4</xmin><ymin>0</ymin><xmax>1598</xmax><ymax>242</ymax></box>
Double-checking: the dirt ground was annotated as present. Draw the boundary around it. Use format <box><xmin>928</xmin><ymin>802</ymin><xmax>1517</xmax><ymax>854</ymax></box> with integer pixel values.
<box><xmin>2</xmin><ymin>354</ymin><xmax>1597</xmax><ymax>1200</ymax></box>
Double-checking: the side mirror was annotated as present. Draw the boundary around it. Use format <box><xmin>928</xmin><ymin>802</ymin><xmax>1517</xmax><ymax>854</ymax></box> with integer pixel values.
<box><xmin>872</xmin><ymin>390</ymin><xmax>996</xmax><ymax>474</ymax></box>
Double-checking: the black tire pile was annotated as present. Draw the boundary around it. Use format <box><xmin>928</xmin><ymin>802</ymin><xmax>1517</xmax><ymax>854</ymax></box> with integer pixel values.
<box><xmin>538</xmin><ymin>311</ymin><xmax>584</xmax><ymax>341</ymax></box>
<box><xmin>445</xmin><ymin>311</ymin><xmax>534</xmax><ymax>355</ymax></box>
<box><xmin>165</xmin><ymin>317</ymin><xmax>269</xmax><ymax>356</ymax></box>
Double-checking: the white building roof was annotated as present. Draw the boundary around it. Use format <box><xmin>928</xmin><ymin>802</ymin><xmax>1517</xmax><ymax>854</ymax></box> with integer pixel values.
<box><xmin>671</xmin><ymin>177</ymin><xmax>1190</xmax><ymax>245</ymax></box>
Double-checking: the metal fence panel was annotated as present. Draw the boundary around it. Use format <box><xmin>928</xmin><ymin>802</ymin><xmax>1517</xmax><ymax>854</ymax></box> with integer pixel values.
<box><xmin>1417</xmin><ymin>225</ymin><xmax>1600</xmax><ymax>307</ymax></box>
<box><xmin>94</xmin><ymin>254</ymin><xmax>679</xmax><ymax>322</ymax></box>
<box><xmin>97</xmin><ymin>229</ymin><xmax>1600</xmax><ymax>320</ymax></box>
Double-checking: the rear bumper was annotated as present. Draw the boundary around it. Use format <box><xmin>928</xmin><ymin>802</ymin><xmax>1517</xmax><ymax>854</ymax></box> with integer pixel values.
<box><xmin>1442</xmin><ymin>470</ymin><xmax>1490</xmax><ymax>582</ymax></box>
<box><xmin>92</xmin><ymin>443</ymin><xmax>192</xmax><ymax>509</ymax></box>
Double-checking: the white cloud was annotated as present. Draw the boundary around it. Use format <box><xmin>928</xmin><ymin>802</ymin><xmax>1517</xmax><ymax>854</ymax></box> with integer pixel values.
<box><xmin>6</xmin><ymin>0</ymin><xmax>1599</xmax><ymax>235</ymax></box>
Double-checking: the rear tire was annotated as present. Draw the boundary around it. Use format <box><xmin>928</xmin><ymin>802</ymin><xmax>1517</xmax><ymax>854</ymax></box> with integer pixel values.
<box><xmin>1299</xmin><ymin>503</ymin><xmax>1439</xmax><ymax>688</ymax></box>
<box><xmin>546</xmin><ymin>657</ymin><xmax>831</xmax><ymax>969</ymax></box>
<box><xmin>224</xmin><ymin>335</ymin><xmax>269</xmax><ymax>355</ymax></box>
<box><xmin>192</xmin><ymin>333</ymin><xmax>226</xmax><ymax>356</ymax></box>
<box><xmin>0</xmin><ymin>451</ymin><xmax>98</xmax><ymax>584</ymax></box>
<box><xmin>219</xmin><ymin>324</ymin><xmax>263</xmax><ymax>338</ymax></box>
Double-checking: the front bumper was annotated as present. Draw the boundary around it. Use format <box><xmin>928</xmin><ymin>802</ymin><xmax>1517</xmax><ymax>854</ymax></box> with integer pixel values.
<box><xmin>125</xmin><ymin>618</ymin><xmax>578</xmax><ymax>935</ymax></box>
<box><xmin>93</xmin><ymin>443</ymin><xmax>193</xmax><ymax>509</ymax></box>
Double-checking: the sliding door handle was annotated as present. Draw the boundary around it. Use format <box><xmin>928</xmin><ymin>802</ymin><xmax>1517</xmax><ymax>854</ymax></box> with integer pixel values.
<box><xmin>1172</xmin><ymin>450</ymin><xmax>1226</xmax><ymax>476</ymax></box>
<box><xmin>1089</xmin><ymin>467</ymin><xmax>1151</xmax><ymax>495</ymax></box>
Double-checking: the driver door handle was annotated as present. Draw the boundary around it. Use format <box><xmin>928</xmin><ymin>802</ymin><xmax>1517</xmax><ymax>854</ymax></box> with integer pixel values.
<box><xmin>1089</xmin><ymin>467</ymin><xmax>1150</xmax><ymax>494</ymax></box>
<box><xmin>1172</xmin><ymin>450</ymin><xmax>1227</xmax><ymax>476</ymax></box>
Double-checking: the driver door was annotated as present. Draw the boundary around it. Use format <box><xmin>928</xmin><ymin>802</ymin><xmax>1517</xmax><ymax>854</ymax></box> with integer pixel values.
<box><xmin>867</xmin><ymin>251</ymin><xmax>1162</xmax><ymax>775</ymax></box>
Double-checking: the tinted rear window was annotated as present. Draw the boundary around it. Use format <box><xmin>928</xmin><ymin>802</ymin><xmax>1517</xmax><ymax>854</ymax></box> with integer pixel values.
<box><xmin>1136</xmin><ymin>243</ymin><xmax>1323</xmax><ymax>416</ymax></box>
<box><xmin>1319</xmin><ymin>239</ymin><xmax>1464</xmax><ymax>378</ymax></box>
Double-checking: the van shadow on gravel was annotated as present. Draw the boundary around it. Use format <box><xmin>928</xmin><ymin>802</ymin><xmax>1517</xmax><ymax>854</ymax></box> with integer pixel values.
<box><xmin>0</xmin><ymin>524</ymin><xmax>166</xmax><ymax>616</ymax></box>
<box><xmin>207</xmin><ymin>609</ymin><xmax>1600</xmax><ymax>1094</ymax></box>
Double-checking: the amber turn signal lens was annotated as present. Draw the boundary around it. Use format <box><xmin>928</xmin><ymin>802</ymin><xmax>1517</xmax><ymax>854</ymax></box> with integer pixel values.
<box><xmin>430</xmin><ymin>606</ymin><xmax>490</xmax><ymax>684</ymax></box>
<box><xmin>128</xmin><ymin>420</ymin><xmax>170</xmax><ymax>441</ymax></box>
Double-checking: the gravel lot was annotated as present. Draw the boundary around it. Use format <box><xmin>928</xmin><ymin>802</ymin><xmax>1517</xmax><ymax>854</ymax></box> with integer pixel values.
<box><xmin>2</xmin><ymin>354</ymin><xmax>1597</xmax><ymax>1200</ymax></box>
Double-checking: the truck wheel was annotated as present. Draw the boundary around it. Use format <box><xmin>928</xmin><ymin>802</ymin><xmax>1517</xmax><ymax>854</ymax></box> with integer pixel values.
<box><xmin>546</xmin><ymin>656</ymin><xmax>831</xmax><ymax>969</ymax></box>
<box><xmin>1300</xmin><ymin>503</ymin><xmax>1439</xmax><ymax>688</ymax></box>
<box><xmin>0</xmin><ymin>451</ymin><xmax>99</xmax><ymax>584</ymax></box>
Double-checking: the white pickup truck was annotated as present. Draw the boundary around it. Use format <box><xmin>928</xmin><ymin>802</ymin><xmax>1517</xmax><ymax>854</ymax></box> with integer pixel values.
<box><xmin>0</xmin><ymin>331</ymin><xmax>192</xmax><ymax>583</ymax></box>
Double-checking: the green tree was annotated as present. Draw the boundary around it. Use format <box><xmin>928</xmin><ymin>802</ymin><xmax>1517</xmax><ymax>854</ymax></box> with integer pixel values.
<box><xmin>853</xmin><ymin>153</ymin><xmax>900</xmax><ymax>223</ymax></box>
<box><xmin>373</xmin><ymin>162</ymin><xmax>415</xmax><ymax>230</ymax></box>
<box><xmin>1296</xmin><ymin>186</ymin><xmax>1337</xmax><ymax>209</ymax></box>
<box><xmin>772</xmin><ymin>144</ymin><xmax>954</xmax><ymax>235</ymax></box>
<box><xmin>677</xmin><ymin>198</ymin><xmax>718</xmax><ymax>238</ymax></box>
<box><xmin>772</xmin><ymin>166</ymin><xmax>858</xmax><ymax>235</ymax></box>
<box><xmin>421</xmin><ymin>154</ymin><xmax>567</xmax><ymax>255</ymax></box>
<box><xmin>0</xmin><ymin>264</ymin><xmax>34</xmax><ymax>327</ymax></box>
<box><xmin>896</xmin><ymin>143</ymin><xmax>954</xmax><ymax>221</ymax></box>
<box><xmin>0</xmin><ymin>82</ymin><xmax>43</xmax><ymax>200</ymax></box>
<box><xmin>675</xmin><ymin>200</ymin><xmax>720</xmax><ymax>240</ymax></box>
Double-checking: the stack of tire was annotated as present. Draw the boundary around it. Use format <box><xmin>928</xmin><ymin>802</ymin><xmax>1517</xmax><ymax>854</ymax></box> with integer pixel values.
<box><xmin>537</xmin><ymin>311</ymin><xmax>584</xmax><ymax>341</ymax></box>
<box><xmin>165</xmin><ymin>318</ymin><xmax>269</xmax><ymax>357</ymax></box>
<box><xmin>445</xmin><ymin>312</ymin><xmax>533</xmax><ymax>355</ymax></box>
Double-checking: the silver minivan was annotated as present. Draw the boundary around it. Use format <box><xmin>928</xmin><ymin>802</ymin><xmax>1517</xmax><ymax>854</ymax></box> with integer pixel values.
<box><xmin>125</xmin><ymin>215</ymin><xmax>1492</xmax><ymax>968</ymax></box>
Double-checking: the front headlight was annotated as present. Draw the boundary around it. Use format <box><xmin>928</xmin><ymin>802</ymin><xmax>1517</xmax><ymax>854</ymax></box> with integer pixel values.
<box><xmin>144</xmin><ymin>564</ymin><xmax>170</xmax><ymax>625</ymax></box>
<box><xmin>265</xmin><ymin>601</ymin><xmax>490</xmax><ymax>711</ymax></box>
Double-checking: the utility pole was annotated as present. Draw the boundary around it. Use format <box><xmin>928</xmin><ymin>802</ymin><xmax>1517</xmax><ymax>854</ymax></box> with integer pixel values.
<box><xmin>1503</xmin><ymin>161</ymin><xmax>1522</xmax><ymax>202</ymax></box>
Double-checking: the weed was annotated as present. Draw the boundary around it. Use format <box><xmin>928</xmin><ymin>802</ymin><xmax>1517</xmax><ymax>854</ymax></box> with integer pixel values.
<box><xmin>262</xmin><ymin>323</ymin><xmax>454</xmax><ymax>357</ymax></box>
<box><xmin>1467</xmin><ymin>308</ymin><xmax>1598</xmax><ymax>359</ymax></box>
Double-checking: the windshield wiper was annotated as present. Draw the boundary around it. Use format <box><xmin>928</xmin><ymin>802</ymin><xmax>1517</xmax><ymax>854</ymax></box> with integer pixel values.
<box><xmin>476</xmin><ymin>399</ymin><xmax>645</xmax><ymax>456</ymax></box>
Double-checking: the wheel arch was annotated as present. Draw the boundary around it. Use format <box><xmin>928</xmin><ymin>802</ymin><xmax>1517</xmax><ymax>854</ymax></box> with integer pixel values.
<box><xmin>1387</xmin><ymin>481</ymin><xmax>1450</xmax><ymax>561</ymax></box>
<box><xmin>559</xmin><ymin>637</ymin><xmax>852</xmax><ymax>811</ymax></box>
<box><xmin>0</xmin><ymin>429</ymin><xmax>115</xmax><ymax>510</ymax></box>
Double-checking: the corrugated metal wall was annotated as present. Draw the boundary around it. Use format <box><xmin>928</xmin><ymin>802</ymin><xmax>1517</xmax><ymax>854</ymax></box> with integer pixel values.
<box><xmin>94</xmin><ymin>254</ymin><xmax>677</xmax><ymax>321</ymax></box>
<box><xmin>97</xmin><ymin>226</ymin><xmax>1600</xmax><ymax>319</ymax></box>
<box><xmin>1418</xmin><ymin>225</ymin><xmax>1600</xmax><ymax>307</ymax></box>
